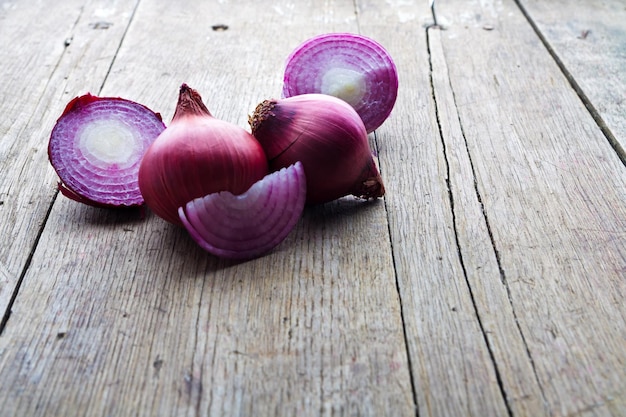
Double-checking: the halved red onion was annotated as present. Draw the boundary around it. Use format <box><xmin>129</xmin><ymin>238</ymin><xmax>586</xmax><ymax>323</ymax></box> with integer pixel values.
<box><xmin>282</xmin><ymin>33</ymin><xmax>398</xmax><ymax>133</ymax></box>
<box><xmin>48</xmin><ymin>94</ymin><xmax>165</xmax><ymax>207</ymax></box>
<box><xmin>178</xmin><ymin>162</ymin><xmax>306</xmax><ymax>260</ymax></box>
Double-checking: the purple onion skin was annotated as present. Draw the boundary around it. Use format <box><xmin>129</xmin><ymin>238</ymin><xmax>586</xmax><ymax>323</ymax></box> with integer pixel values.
<box><xmin>282</xmin><ymin>33</ymin><xmax>398</xmax><ymax>133</ymax></box>
<box><xmin>48</xmin><ymin>94</ymin><xmax>165</xmax><ymax>208</ymax></box>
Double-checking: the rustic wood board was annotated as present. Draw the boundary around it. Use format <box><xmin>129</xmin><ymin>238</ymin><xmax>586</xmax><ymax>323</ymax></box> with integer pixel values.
<box><xmin>427</xmin><ymin>24</ymin><xmax>549</xmax><ymax>417</ymax></box>
<box><xmin>436</xmin><ymin>0</ymin><xmax>626</xmax><ymax>415</ymax></box>
<box><xmin>1</xmin><ymin>0</ymin><xmax>625</xmax><ymax>416</ymax></box>
<box><xmin>519</xmin><ymin>0</ymin><xmax>626</xmax><ymax>159</ymax></box>
<box><xmin>0</xmin><ymin>0</ymin><xmax>139</xmax><ymax>320</ymax></box>
<box><xmin>0</xmin><ymin>1</ymin><xmax>415</xmax><ymax>416</ymax></box>
<box><xmin>357</xmin><ymin>0</ymin><xmax>513</xmax><ymax>415</ymax></box>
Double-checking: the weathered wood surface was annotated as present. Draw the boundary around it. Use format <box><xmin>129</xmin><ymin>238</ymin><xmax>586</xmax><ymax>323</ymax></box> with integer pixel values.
<box><xmin>519</xmin><ymin>0</ymin><xmax>626</xmax><ymax>158</ymax></box>
<box><xmin>436</xmin><ymin>0</ymin><xmax>626</xmax><ymax>415</ymax></box>
<box><xmin>0</xmin><ymin>0</ymin><xmax>139</xmax><ymax>319</ymax></box>
<box><xmin>359</xmin><ymin>1</ymin><xmax>511</xmax><ymax>415</ymax></box>
<box><xmin>0</xmin><ymin>0</ymin><xmax>625</xmax><ymax>416</ymax></box>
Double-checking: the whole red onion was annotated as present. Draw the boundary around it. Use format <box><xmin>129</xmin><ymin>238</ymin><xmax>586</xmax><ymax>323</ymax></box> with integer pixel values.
<box><xmin>249</xmin><ymin>93</ymin><xmax>384</xmax><ymax>204</ymax></box>
<box><xmin>139</xmin><ymin>84</ymin><xmax>268</xmax><ymax>225</ymax></box>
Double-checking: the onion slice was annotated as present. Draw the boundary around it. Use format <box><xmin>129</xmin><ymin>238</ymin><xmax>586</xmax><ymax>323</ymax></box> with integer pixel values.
<box><xmin>48</xmin><ymin>94</ymin><xmax>165</xmax><ymax>207</ymax></box>
<box><xmin>282</xmin><ymin>33</ymin><xmax>398</xmax><ymax>133</ymax></box>
<box><xmin>178</xmin><ymin>162</ymin><xmax>306</xmax><ymax>260</ymax></box>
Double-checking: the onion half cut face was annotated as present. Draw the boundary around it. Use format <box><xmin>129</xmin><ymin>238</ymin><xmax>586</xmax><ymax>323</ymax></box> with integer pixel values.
<box><xmin>48</xmin><ymin>94</ymin><xmax>165</xmax><ymax>207</ymax></box>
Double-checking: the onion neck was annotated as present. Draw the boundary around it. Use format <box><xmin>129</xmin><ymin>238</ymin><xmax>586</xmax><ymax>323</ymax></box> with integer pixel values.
<box><xmin>173</xmin><ymin>83</ymin><xmax>213</xmax><ymax>120</ymax></box>
<box><xmin>248</xmin><ymin>99</ymin><xmax>276</xmax><ymax>134</ymax></box>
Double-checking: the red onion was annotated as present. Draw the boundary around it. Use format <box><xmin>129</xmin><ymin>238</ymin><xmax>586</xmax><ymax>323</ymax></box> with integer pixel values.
<box><xmin>249</xmin><ymin>94</ymin><xmax>384</xmax><ymax>204</ymax></box>
<box><xmin>138</xmin><ymin>84</ymin><xmax>268</xmax><ymax>225</ymax></box>
<box><xmin>48</xmin><ymin>94</ymin><xmax>165</xmax><ymax>207</ymax></box>
<box><xmin>282</xmin><ymin>33</ymin><xmax>398</xmax><ymax>133</ymax></box>
<box><xmin>179</xmin><ymin>162</ymin><xmax>306</xmax><ymax>260</ymax></box>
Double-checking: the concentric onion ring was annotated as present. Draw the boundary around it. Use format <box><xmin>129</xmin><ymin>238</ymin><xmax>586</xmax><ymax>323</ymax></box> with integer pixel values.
<box><xmin>178</xmin><ymin>162</ymin><xmax>306</xmax><ymax>260</ymax></box>
<box><xmin>282</xmin><ymin>33</ymin><xmax>398</xmax><ymax>133</ymax></box>
<box><xmin>48</xmin><ymin>94</ymin><xmax>165</xmax><ymax>207</ymax></box>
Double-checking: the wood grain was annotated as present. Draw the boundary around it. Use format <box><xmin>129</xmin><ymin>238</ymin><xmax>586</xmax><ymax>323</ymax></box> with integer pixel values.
<box><xmin>436</xmin><ymin>0</ymin><xmax>626</xmax><ymax>415</ymax></box>
<box><xmin>357</xmin><ymin>0</ymin><xmax>512</xmax><ymax>415</ymax></box>
<box><xmin>0</xmin><ymin>0</ymin><xmax>139</xmax><ymax>317</ymax></box>
<box><xmin>519</xmin><ymin>0</ymin><xmax>626</xmax><ymax>159</ymax></box>
<box><xmin>427</xmin><ymin>23</ymin><xmax>550</xmax><ymax>416</ymax></box>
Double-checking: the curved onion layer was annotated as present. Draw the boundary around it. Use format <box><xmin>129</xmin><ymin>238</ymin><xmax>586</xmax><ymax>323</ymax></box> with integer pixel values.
<box><xmin>48</xmin><ymin>94</ymin><xmax>165</xmax><ymax>207</ymax></box>
<box><xmin>178</xmin><ymin>162</ymin><xmax>306</xmax><ymax>260</ymax></box>
<box><xmin>249</xmin><ymin>94</ymin><xmax>384</xmax><ymax>205</ymax></box>
<box><xmin>282</xmin><ymin>32</ymin><xmax>398</xmax><ymax>133</ymax></box>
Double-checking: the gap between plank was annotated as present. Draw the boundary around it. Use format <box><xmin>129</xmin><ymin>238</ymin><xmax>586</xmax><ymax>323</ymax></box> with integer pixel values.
<box><xmin>351</xmin><ymin>0</ymin><xmax>362</xmax><ymax>35</ymax></box>
<box><xmin>427</xmin><ymin>2</ymin><xmax>551</xmax><ymax>411</ymax></box>
<box><xmin>0</xmin><ymin>189</ymin><xmax>58</xmax><ymax>335</ymax></box>
<box><xmin>425</xmin><ymin>17</ymin><xmax>515</xmax><ymax>417</ymax></box>
<box><xmin>376</xmin><ymin>132</ymin><xmax>420</xmax><ymax>417</ymax></box>
<box><xmin>513</xmin><ymin>0</ymin><xmax>626</xmax><ymax>168</ymax></box>
<box><xmin>97</xmin><ymin>0</ymin><xmax>142</xmax><ymax>94</ymax></box>
<box><xmin>0</xmin><ymin>0</ymin><xmax>85</xmax><ymax>334</ymax></box>
<box><xmin>353</xmin><ymin>1</ymin><xmax>419</xmax><ymax>413</ymax></box>
<box><xmin>0</xmin><ymin>0</ymin><xmax>142</xmax><ymax>336</ymax></box>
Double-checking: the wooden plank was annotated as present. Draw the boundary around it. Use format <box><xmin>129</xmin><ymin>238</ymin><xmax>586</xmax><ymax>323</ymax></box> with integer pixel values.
<box><xmin>0</xmin><ymin>1</ymin><xmax>415</xmax><ymax>416</ymax></box>
<box><xmin>519</xmin><ymin>0</ymin><xmax>626</xmax><ymax>159</ymax></box>
<box><xmin>0</xmin><ymin>0</ymin><xmax>139</xmax><ymax>317</ymax></box>
<box><xmin>0</xmin><ymin>0</ymin><xmax>82</xmax><ymax>316</ymax></box>
<box><xmin>428</xmin><ymin>25</ymin><xmax>550</xmax><ymax>416</ymax></box>
<box><xmin>435</xmin><ymin>0</ymin><xmax>626</xmax><ymax>415</ymax></box>
<box><xmin>356</xmin><ymin>1</ymin><xmax>512</xmax><ymax>415</ymax></box>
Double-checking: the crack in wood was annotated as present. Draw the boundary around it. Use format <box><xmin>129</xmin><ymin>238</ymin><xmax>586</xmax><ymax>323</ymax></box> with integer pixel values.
<box><xmin>96</xmin><ymin>0</ymin><xmax>141</xmax><ymax>95</ymax></box>
<box><xmin>513</xmin><ymin>0</ymin><xmax>626</xmax><ymax>168</ymax></box>
<box><xmin>426</xmin><ymin>22</ymin><xmax>516</xmax><ymax>417</ymax></box>
<box><xmin>0</xmin><ymin>190</ymin><xmax>57</xmax><ymax>336</ymax></box>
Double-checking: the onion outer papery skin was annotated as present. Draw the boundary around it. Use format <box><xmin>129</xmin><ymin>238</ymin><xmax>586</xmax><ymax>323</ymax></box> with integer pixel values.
<box><xmin>138</xmin><ymin>84</ymin><xmax>269</xmax><ymax>226</ymax></box>
<box><xmin>48</xmin><ymin>94</ymin><xmax>165</xmax><ymax>207</ymax></box>
<box><xmin>179</xmin><ymin>162</ymin><xmax>306</xmax><ymax>260</ymax></box>
<box><xmin>282</xmin><ymin>32</ymin><xmax>398</xmax><ymax>133</ymax></box>
<box><xmin>249</xmin><ymin>94</ymin><xmax>384</xmax><ymax>205</ymax></box>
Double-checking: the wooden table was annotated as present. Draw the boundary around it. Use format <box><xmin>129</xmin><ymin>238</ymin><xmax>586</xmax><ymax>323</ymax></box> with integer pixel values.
<box><xmin>1</xmin><ymin>0</ymin><xmax>625</xmax><ymax>416</ymax></box>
